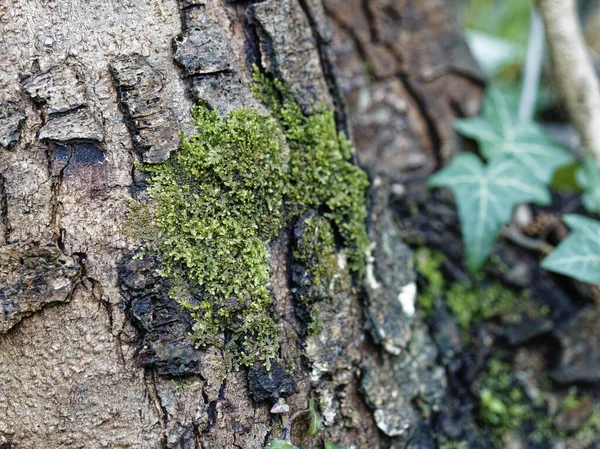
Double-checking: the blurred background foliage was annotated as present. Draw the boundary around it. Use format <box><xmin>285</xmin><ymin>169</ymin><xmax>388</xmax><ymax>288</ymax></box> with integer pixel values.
<box><xmin>450</xmin><ymin>0</ymin><xmax>600</xmax><ymax>119</ymax></box>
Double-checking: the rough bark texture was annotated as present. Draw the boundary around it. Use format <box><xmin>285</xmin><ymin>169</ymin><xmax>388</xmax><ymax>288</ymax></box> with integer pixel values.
<box><xmin>0</xmin><ymin>1</ymin><xmax>482</xmax><ymax>448</ymax></box>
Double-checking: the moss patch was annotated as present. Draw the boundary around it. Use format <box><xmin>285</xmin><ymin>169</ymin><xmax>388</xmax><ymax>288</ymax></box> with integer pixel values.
<box><xmin>414</xmin><ymin>247</ymin><xmax>527</xmax><ymax>332</ymax></box>
<box><xmin>445</xmin><ymin>278</ymin><xmax>526</xmax><ymax>332</ymax></box>
<box><xmin>294</xmin><ymin>215</ymin><xmax>339</xmax><ymax>304</ymax></box>
<box><xmin>414</xmin><ymin>248</ymin><xmax>446</xmax><ymax>316</ymax></box>
<box><xmin>131</xmin><ymin>70</ymin><xmax>369</xmax><ymax>368</ymax></box>
<box><xmin>251</xmin><ymin>69</ymin><xmax>369</xmax><ymax>274</ymax></box>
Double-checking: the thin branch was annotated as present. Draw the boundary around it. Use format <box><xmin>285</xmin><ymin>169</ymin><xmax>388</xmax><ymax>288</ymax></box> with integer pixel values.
<box><xmin>538</xmin><ymin>0</ymin><xmax>600</xmax><ymax>165</ymax></box>
<box><xmin>501</xmin><ymin>223</ymin><xmax>554</xmax><ymax>255</ymax></box>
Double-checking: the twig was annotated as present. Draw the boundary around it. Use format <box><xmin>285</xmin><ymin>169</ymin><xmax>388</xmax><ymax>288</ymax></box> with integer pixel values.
<box><xmin>538</xmin><ymin>0</ymin><xmax>600</xmax><ymax>165</ymax></box>
<box><xmin>501</xmin><ymin>223</ymin><xmax>554</xmax><ymax>255</ymax></box>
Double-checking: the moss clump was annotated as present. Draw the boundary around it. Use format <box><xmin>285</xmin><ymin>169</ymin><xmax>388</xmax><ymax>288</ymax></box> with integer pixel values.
<box><xmin>446</xmin><ymin>278</ymin><xmax>526</xmax><ymax>331</ymax></box>
<box><xmin>135</xmin><ymin>70</ymin><xmax>369</xmax><ymax>368</ymax></box>
<box><xmin>144</xmin><ymin>106</ymin><xmax>286</xmax><ymax>367</ymax></box>
<box><xmin>414</xmin><ymin>248</ymin><xmax>446</xmax><ymax>316</ymax></box>
<box><xmin>414</xmin><ymin>248</ymin><xmax>525</xmax><ymax>330</ymax></box>
<box><xmin>479</xmin><ymin>360</ymin><xmax>529</xmax><ymax>431</ymax></box>
<box><xmin>251</xmin><ymin>69</ymin><xmax>370</xmax><ymax>274</ymax></box>
<box><xmin>294</xmin><ymin>215</ymin><xmax>339</xmax><ymax>303</ymax></box>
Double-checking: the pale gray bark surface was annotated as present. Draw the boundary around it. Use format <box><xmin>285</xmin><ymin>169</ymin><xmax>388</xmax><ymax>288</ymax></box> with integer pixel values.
<box><xmin>0</xmin><ymin>1</ymin><xmax>482</xmax><ymax>448</ymax></box>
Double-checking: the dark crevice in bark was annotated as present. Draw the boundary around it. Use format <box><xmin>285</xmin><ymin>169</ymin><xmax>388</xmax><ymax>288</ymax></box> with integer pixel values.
<box><xmin>398</xmin><ymin>75</ymin><xmax>443</xmax><ymax>170</ymax></box>
<box><xmin>242</xmin><ymin>16</ymin><xmax>265</xmax><ymax>72</ymax></box>
<box><xmin>297</xmin><ymin>0</ymin><xmax>350</xmax><ymax>135</ymax></box>
<box><xmin>145</xmin><ymin>368</ymin><xmax>170</xmax><ymax>449</ymax></box>
<box><xmin>47</xmin><ymin>142</ymin><xmax>69</xmax><ymax>247</ymax></box>
<box><xmin>0</xmin><ymin>174</ymin><xmax>11</xmax><ymax>243</ymax></box>
<box><xmin>361</xmin><ymin>0</ymin><xmax>380</xmax><ymax>43</ymax></box>
<box><xmin>324</xmin><ymin>11</ymin><xmax>374</xmax><ymax>78</ymax></box>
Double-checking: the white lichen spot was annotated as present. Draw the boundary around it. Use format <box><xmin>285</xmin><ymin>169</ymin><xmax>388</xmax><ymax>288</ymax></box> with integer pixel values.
<box><xmin>319</xmin><ymin>388</ymin><xmax>337</xmax><ymax>426</ymax></box>
<box><xmin>51</xmin><ymin>277</ymin><xmax>71</xmax><ymax>291</ymax></box>
<box><xmin>382</xmin><ymin>340</ymin><xmax>402</xmax><ymax>356</ymax></box>
<box><xmin>373</xmin><ymin>409</ymin><xmax>409</xmax><ymax>437</ymax></box>
<box><xmin>365</xmin><ymin>242</ymin><xmax>381</xmax><ymax>290</ymax></box>
<box><xmin>337</xmin><ymin>251</ymin><xmax>347</xmax><ymax>270</ymax></box>
<box><xmin>397</xmin><ymin>281</ymin><xmax>416</xmax><ymax>316</ymax></box>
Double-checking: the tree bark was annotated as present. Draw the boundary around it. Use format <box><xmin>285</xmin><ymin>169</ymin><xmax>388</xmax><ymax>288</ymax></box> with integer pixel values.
<box><xmin>0</xmin><ymin>1</ymin><xmax>482</xmax><ymax>448</ymax></box>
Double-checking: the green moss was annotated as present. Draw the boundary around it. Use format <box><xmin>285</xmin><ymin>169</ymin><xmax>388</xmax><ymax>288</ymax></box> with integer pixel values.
<box><xmin>414</xmin><ymin>248</ymin><xmax>446</xmax><ymax>316</ymax></box>
<box><xmin>414</xmin><ymin>248</ymin><xmax>525</xmax><ymax>329</ymax></box>
<box><xmin>446</xmin><ymin>278</ymin><xmax>524</xmax><ymax>331</ymax></box>
<box><xmin>294</xmin><ymin>215</ymin><xmax>339</xmax><ymax>303</ymax></box>
<box><xmin>251</xmin><ymin>68</ymin><xmax>369</xmax><ymax>275</ymax></box>
<box><xmin>144</xmin><ymin>106</ymin><xmax>286</xmax><ymax>367</ymax></box>
<box><xmin>560</xmin><ymin>389</ymin><xmax>583</xmax><ymax>411</ymax></box>
<box><xmin>479</xmin><ymin>360</ymin><xmax>529</xmax><ymax>430</ymax></box>
<box><xmin>133</xmin><ymin>70</ymin><xmax>369</xmax><ymax>368</ymax></box>
<box><xmin>574</xmin><ymin>407</ymin><xmax>600</xmax><ymax>445</ymax></box>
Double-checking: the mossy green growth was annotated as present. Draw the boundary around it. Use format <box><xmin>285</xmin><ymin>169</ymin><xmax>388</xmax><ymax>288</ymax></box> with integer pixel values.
<box><xmin>144</xmin><ymin>106</ymin><xmax>287</xmax><ymax>367</ymax></box>
<box><xmin>479</xmin><ymin>360</ymin><xmax>529</xmax><ymax>431</ymax></box>
<box><xmin>414</xmin><ymin>248</ymin><xmax>446</xmax><ymax>316</ymax></box>
<box><xmin>294</xmin><ymin>215</ymin><xmax>339</xmax><ymax>303</ymax></box>
<box><xmin>414</xmin><ymin>247</ymin><xmax>525</xmax><ymax>330</ymax></box>
<box><xmin>137</xmin><ymin>70</ymin><xmax>369</xmax><ymax>368</ymax></box>
<box><xmin>251</xmin><ymin>68</ymin><xmax>369</xmax><ymax>275</ymax></box>
<box><xmin>446</xmin><ymin>278</ymin><xmax>526</xmax><ymax>331</ymax></box>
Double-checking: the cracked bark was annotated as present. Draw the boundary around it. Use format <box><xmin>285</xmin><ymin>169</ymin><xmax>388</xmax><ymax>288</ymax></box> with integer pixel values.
<box><xmin>0</xmin><ymin>1</ymin><xmax>482</xmax><ymax>448</ymax></box>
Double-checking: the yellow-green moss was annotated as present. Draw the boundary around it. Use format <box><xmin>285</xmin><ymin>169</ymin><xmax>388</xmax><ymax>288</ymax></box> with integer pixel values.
<box><xmin>251</xmin><ymin>68</ymin><xmax>369</xmax><ymax>275</ymax></box>
<box><xmin>479</xmin><ymin>360</ymin><xmax>529</xmax><ymax>431</ymax></box>
<box><xmin>134</xmin><ymin>70</ymin><xmax>369</xmax><ymax>368</ymax></box>
<box><xmin>415</xmin><ymin>248</ymin><xmax>526</xmax><ymax>330</ymax></box>
<box><xmin>414</xmin><ymin>248</ymin><xmax>446</xmax><ymax>316</ymax></box>
<box><xmin>294</xmin><ymin>215</ymin><xmax>338</xmax><ymax>303</ymax></box>
<box><xmin>446</xmin><ymin>279</ymin><xmax>527</xmax><ymax>331</ymax></box>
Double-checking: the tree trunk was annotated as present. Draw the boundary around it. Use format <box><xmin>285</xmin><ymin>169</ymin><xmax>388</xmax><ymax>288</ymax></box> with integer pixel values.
<box><xmin>0</xmin><ymin>1</ymin><xmax>482</xmax><ymax>448</ymax></box>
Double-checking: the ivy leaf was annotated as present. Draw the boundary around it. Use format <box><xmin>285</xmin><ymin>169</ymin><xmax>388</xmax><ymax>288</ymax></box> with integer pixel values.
<box><xmin>307</xmin><ymin>399</ymin><xmax>322</xmax><ymax>436</ymax></box>
<box><xmin>576</xmin><ymin>156</ymin><xmax>600</xmax><ymax>215</ymax></box>
<box><xmin>324</xmin><ymin>441</ymin><xmax>344</xmax><ymax>449</ymax></box>
<box><xmin>454</xmin><ymin>86</ymin><xmax>574</xmax><ymax>183</ymax></box>
<box><xmin>428</xmin><ymin>154</ymin><xmax>551</xmax><ymax>270</ymax></box>
<box><xmin>541</xmin><ymin>214</ymin><xmax>600</xmax><ymax>285</ymax></box>
<box><xmin>264</xmin><ymin>441</ymin><xmax>298</xmax><ymax>449</ymax></box>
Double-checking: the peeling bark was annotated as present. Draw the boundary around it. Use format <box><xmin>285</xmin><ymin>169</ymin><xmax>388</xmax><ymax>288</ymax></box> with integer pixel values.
<box><xmin>0</xmin><ymin>1</ymin><xmax>482</xmax><ymax>448</ymax></box>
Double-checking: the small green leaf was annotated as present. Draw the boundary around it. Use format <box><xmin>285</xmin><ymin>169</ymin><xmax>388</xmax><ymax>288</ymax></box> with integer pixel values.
<box><xmin>550</xmin><ymin>162</ymin><xmax>582</xmax><ymax>193</ymax></box>
<box><xmin>541</xmin><ymin>214</ymin><xmax>600</xmax><ymax>285</ymax></box>
<box><xmin>264</xmin><ymin>440</ymin><xmax>298</xmax><ymax>449</ymax></box>
<box><xmin>307</xmin><ymin>399</ymin><xmax>321</xmax><ymax>436</ymax></box>
<box><xmin>454</xmin><ymin>86</ymin><xmax>574</xmax><ymax>183</ymax></box>
<box><xmin>428</xmin><ymin>154</ymin><xmax>551</xmax><ymax>271</ymax></box>
<box><xmin>576</xmin><ymin>156</ymin><xmax>600</xmax><ymax>215</ymax></box>
<box><xmin>324</xmin><ymin>441</ymin><xmax>344</xmax><ymax>449</ymax></box>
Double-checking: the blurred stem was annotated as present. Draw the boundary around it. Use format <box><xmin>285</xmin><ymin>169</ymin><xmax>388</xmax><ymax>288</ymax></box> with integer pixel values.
<box><xmin>519</xmin><ymin>9</ymin><xmax>545</xmax><ymax>122</ymax></box>
<box><xmin>538</xmin><ymin>0</ymin><xmax>600</xmax><ymax>166</ymax></box>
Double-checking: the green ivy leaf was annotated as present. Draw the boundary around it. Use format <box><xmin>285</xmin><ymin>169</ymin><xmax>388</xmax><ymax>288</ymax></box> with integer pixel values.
<box><xmin>576</xmin><ymin>156</ymin><xmax>600</xmax><ymax>215</ymax></box>
<box><xmin>307</xmin><ymin>399</ymin><xmax>321</xmax><ymax>436</ymax></box>
<box><xmin>324</xmin><ymin>441</ymin><xmax>344</xmax><ymax>449</ymax></box>
<box><xmin>541</xmin><ymin>214</ymin><xmax>600</xmax><ymax>285</ymax></box>
<box><xmin>264</xmin><ymin>440</ymin><xmax>298</xmax><ymax>449</ymax></box>
<box><xmin>454</xmin><ymin>86</ymin><xmax>574</xmax><ymax>183</ymax></box>
<box><xmin>428</xmin><ymin>154</ymin><xmax>551</xmax><ymax>271</ymax></box>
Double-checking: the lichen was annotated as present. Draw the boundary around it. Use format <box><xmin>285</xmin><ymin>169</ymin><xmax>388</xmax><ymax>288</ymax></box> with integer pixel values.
<box><xmin>129</xmin><ymin>69</ymin><xmax>369</xmax><ymax>368</ymax></box>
